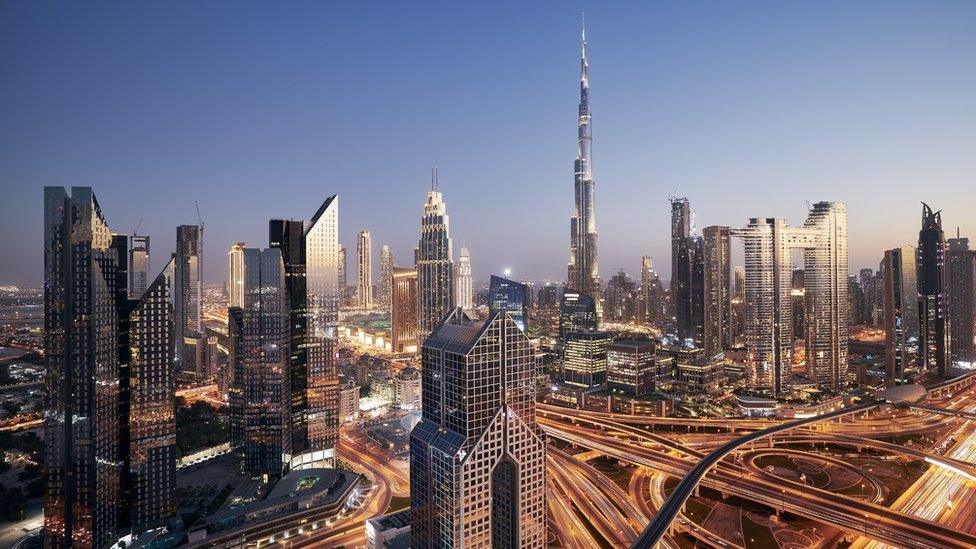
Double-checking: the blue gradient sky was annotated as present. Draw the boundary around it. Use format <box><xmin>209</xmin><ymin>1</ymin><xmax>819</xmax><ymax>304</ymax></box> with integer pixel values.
<box><xmin>2</xmin><ymin>2</ymin><xmax>975</xmax><ymax>286</ymax></box>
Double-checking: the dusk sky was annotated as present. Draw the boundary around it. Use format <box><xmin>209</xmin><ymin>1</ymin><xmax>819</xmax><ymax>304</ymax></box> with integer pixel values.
<box><xmin>2</xmin><ymin>1</ymin><xmax>975</xmax><ymax>287</ymax></box>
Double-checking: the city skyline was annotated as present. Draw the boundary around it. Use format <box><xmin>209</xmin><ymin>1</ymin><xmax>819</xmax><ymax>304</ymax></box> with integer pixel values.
<box><xmin>3</xmin><ymin>3</ymin><xmax>976</xmax><ymax>286</ymax></box>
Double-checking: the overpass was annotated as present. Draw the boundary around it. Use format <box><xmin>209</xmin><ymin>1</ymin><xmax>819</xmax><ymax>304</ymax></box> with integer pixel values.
<box><xmin>913</xmin><ymin>404</ymin><xmax>976</xmax><ymax>421</ymax></box>
<box><xmin>632</xmin><ymin>399</ymin><xmax>878</xmax><ymax>549</ymax></box>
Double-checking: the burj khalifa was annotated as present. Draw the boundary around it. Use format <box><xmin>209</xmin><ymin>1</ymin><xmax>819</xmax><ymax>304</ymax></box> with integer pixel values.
<box><xmin>567</xmin><ymin>21</ymin><xmax>601</xmax><ymax>311</ymax></box>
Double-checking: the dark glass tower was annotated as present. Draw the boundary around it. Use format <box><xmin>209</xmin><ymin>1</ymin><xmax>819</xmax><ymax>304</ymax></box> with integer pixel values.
<box><xmin>410</xmin><ymin>309</ymin><xmax>546</xmax><ymax>547</ymax></box>
<box><xmin>703</xmin><ymin>226</ymin><xmax>731</xmax><ymax>356</ymax></box>
<box><xmin>671</xmin><ymin>197</ymin><xmax>704</xmax><ymax>347</ymax></box>
<box><xmin>947</xmin><ymin>234</ymin><xmax>975</xmax><ymax>364</ymax></box>
<box><xmin>917</xmin><ymin>203</ymin><xmax>951</xmax><ymax>378</ymax></box>
<box><xmin>488</xmin><ymin>274</ymin><xmax>529</xmax><ymax>333</ymax></box>
<box><xmin>558</xmin><ymin>290</ymin><xmax>598</xmax><ymax>339</ymax></box>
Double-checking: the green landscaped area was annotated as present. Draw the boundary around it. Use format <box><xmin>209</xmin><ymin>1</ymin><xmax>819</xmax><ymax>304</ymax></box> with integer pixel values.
<box><xmin>742</xmin><ymin>514</ymin><xmax>778</xmax><ymax>548</ymax></box>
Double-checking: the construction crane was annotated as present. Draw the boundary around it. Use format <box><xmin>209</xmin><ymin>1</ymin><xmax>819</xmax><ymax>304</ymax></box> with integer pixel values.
<box><xmin>195</xmin><ymin>201</ymin><xmax>204</xmax><ymax>231</ymax></box>
<box><xmin>132</xmin><ymin>218</ymin><xmax>143</xmax><ymax>236</ymax></box>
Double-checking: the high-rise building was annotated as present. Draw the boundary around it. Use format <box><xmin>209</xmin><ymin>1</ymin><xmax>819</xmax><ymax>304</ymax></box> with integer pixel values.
<box><xmin>124</xmin><ymin>259</ymin><xmax>177</xmax><ymax>530</ymax></box>
<box><xmin>567</xmin><ymin>23</ymin><xmax>601</xmax><ymax>313</ymax></box>
<box><xmin>44</xmin><ymin>188</ymin><xmax>177</xmax><ymax>546</ymax></box>
<box><xmin>564</xmin><ymin>331</ymin><xmax>611</xmax><ymax>388</ymax></box>
<box><xmin>703</xmin><ymin>226</ymin><xmax>731</xmax><ymax>356</ymax></box>
<box><xmin>917</xmin><ymin>203</ymin><xmax>951</xmax><ymax>377</ymax></box>
<box><xmin>802</xmin><ymin>202</ymin><xmax>849</xmax><ymax>390</ymax></box>
<box><xmin>559</xmin><ymin>290</ymin><xmax>598</xmax><ymax>339</ymax></box>
<box><xmin>230</xmin><ymin>247</ymin><xmax>289</xmax><ymax>476</ymax></box>
<box><xmin>947</xmin><ymin>234</ymin><xmax>975</xmax><ymax>365</ymax></box>
<box><xmin>607</xmin><ymin>340</ymin><xmax>656</xmax><ymax>396</ymax></box>
<box><xmin>455</xmin><ymin>246</ymin><xmax>473</xmax><ymax>312</ymax></box>
<box><xmin>640</xmin><ymin>257</ymin><xmax>665</xmax><ymax>326</ymax></box>
<box><xmin>299</xmin><ymin>196</ymin><xmax>341</xmax><ymax>469</ymax></box>
<box><xmin>357</xmin><ymin>230</ymin><xmax>373</xmax><ymax>309</ymax></box>
<box><xmin>338</xmin><ymin>245</ymin><xmax>348</xmax><ymax>295</ymax></box>
<box><xmin>858</xmin><ymin>268</ymin><xmax>879</xmax><ymax>326</ymax></box>
<box><xmin>391</xmin><ymin>266</ymin><xmax>419</xmax><ymax>353</ymax></box>
<box><xmin>731</xmin><ymin>266</ymin><xmax>745</xmax><ymax>347</ymax></box>
<box><xmin>536</xmin><ymin>283</ymin><xmax>560</xmax><ymax>312</ymax></box>
<box><xmin>44</xmin><ymin>187</ymin><xmax>123</xmax><ymax>547</ymax></box>
<box><xmin>792</xmin><ymin>270</ymin><xmax>806</xmax><ymax>342</ymax></box>
<box><xmin>410</xmin><ymin>309</ymin><xmax>546</xmax><ymax>548</ymax></box>
<box><xmin>129</xmin><ymin>235</ymin><xmax>150</xmax><ymax>298</ymax></box>
<box><xmin>670</xmin><ymin>197</ymin><xmax>704</xmax><ymax>347</ymax></box>
<box><xmin>488</xmin><ymin>274</ymin><xmax>529</xmax><ymax>333</ymax></box>
<box><xmin>175</xmin><ymin>224</ymin><xmax>203</xmax><ymax>374</ymax></box>
<box><xmin>605</xmin><ymin>269</ymin><xmax>638</xmax><ymax>321</ymax></box>
<box><xmin>417</xmin><ymin>173</ymin><xmax>454</xmax><ymax>341</ymax></box>
<box><xmin>379</xmin><ymin>245</ymin><xmax>393</xmax><ymax>310</ymax></box>
<box><xmin>734</xmin><ymin>202</ymin><xmax>848</xmax><ymax>395</ymax></box>
<box><xmin>229</xmin><ymin>241</ymin><xmax>246</xmax><ymax>308</ymax></box>
<box><xmin>882</xmin><ymin>246</ymin><xmax>919</xmax><ymax>381</ymax></box>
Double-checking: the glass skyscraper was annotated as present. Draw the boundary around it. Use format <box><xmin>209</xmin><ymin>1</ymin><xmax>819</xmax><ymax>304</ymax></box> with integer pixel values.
<box><xmin>488</xmin><ymin>274</ymin><xmax>529</xmax><ymax>333</ymax></box>
<box><xmin>410</xmin><ymin>309</ymin><xmax>546</xmax><ymax>548</ymax></box>
<box><xmin>128</xmin><ymin>234</ymin><xmax>150</xmax><ymax>298</ymax></box>
<box><xmin>917</xmin><ymin>203</ymin><xmax>951</xmax><ymax>377</ymax></box>
<box><xmin>883</xmin><ymin>246</ymin><xmax>919</xmax><ymax>381</ymax></box>
<box><xmin>417</xmin><ymin>174</ymin><xmax>455</xmax><ymax>342</ymax></box>
<box><xmin>559</xmin><ymin>290</ymin><xmax>598</xmax><ymax>339</ymax></box>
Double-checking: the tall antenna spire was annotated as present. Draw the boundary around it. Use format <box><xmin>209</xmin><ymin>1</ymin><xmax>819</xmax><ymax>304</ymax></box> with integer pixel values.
<box><xmin>431</xmin><ymin>166</ymin><xmax>437</xmax><ymax>191</ymax></box>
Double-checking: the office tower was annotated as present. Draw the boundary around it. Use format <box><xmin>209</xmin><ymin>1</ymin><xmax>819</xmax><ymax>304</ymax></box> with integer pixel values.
<box><xmin>563</xmin><ymin>331</ymin><xmax>612</xmax><ymax>388</ymax></box>
<box><xmin>357</xmin><ymin>230</ymin><xmax>373</xmax><ymax>309</ymax></box>
<box><xmin>603</xmin><ymin>270</ymin><xmax>635</xmax><ymax>321</ymax></box>
<box><xmin>858</xmin><ymin>268</ymin><xmax>878</xmax><ymax>326</ymax></box>
<box><xmin>379</xmin><ymin>245</ymin><xmax>393</xmax><ymax>310</ymax></box>
<box><xmin>227</xmin><ymin>306</ymin><xmax>245</xmax><ymax>448</ymax></box>
<box><xmin>802</xmin><ymin>202</ymin><xmax>849</xmax><ymax>390</ymax></box>
<box><xmin>229</xmin><ymin>247</ymin><xmax>289</xmax><ymax>476</ymax></box>
<box><xmin>410</xmin><ymin>309</ymin><xmax>546</xmax><ymax>548</ymax></box>
<box><xmin>391</xmin><ymin>266</ymin><xmax>419</xmax><ymax>353</ymax></box>
<box><xmin>917</xmin><ymin>203</ymin><xmax>951</xmax><ymax>377</ymax></box>
<box><xmin>703</xmin><ymin>226</ymin><xmax>732</xmax><ymax>356</ymax></box>
<box><xmin>229</xmin><ymin>241</ymin><xmax>246</xmax><ymax>308</ymax></box>
<box><xmin>338</xmin><ymin>246</ymin><xmax>347</xmax><ymax>295</ymax></box>
<box><xmin>298</xmin><ymin>196</ymin><xmax>341</xmax><ymax>468</ymax></box>
<box><xmin>607</xmin><ymin>340</ymin><xmax>656</xmax><ymax>396</ymax></box>
<box><xmin>174</xmin><ymin>224</ymin><xmax>203</xmax><ymax>374</ymax></box>
<box><xmin>567</xmin><ymin>23</ymin><xmax>601</xmax><ymax>313</ymax></box>
<box><xmin>731</xmin><ymin>266</ymin><xmax>745</xmax><ymax>347</ymax></box>
<box><xmin>640</xmin><ymin>257</ymin><xmax>663</xmax><ymax>325</ymax></box>
<box><xmin>882</xmin><ymin>247</ymin><xmax>919</xmax><ymax>381</ymax></box>
<box><xmin>947</xmin><ymin>234</ymin><xmax>975</xmax><ymax>364</ymax></box>
<box><xmin>124</xmin><ymin>259</ymin><xmax>177</xmax><ymax>530</ymax></box>
<box><xmin>848</xmin><ymin>275</ymin><xmax>864</xmax><ymax>324</ymax></box>
<box><xmin>559</xmin><ymin>290</ymin><xmax>598</xmax><ymax>339</ymax></box>
<box><xmin>44</xmin><ymin>187</ymin><xmax>123</xmax><ymax>547</ymax></box>
<box><xmin>734</xmin><ymin>217</ymin><xmax>796</xmax><ymax>396</ymax></box>
<box><xmin>269</xmin><ymin>219</ymin><xmax>311</xmax><ymax>467</ymax></box>
<box><xmin>489</xmin><ymin>274</ymin><xmax>529</xmax><ymax>333</ymax></box>
<box><xmin>417</xmin><ymin>172</ymin><xmax>455</xmax><ymax>341</ymax></box>
<box><xmin>129</xmin><ymin>235</ymin><xmax>150</xmax><ymax>298</ymax></box>
<box><xmin>536</xmin><ymin>283</ymin><xmax>560</xmax><ymax>312</ymax></box>
<box><xmin>455</xmin><ymin>246</ymin><xmax>473</xmax><ymax>312</ymax></box>
<box><xmin>671</xmin><ymin>197</ymin><xmax>704</xmax><ymax>347</ymax></box>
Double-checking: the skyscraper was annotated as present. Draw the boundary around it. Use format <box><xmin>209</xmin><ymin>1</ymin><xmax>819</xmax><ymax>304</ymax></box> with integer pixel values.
<box><xmin>299</xmin><ymin>196</ymin><xmax>341</xmax><ymax>468</ymax></box>
<box><xmin>559</xmin><ymin>290</ymin><xmax>598</xmax><ymax>339</ymax></box>
<box><xmin>802</xmin><ymin>202</ymin><xmax>849</xmax><ymax>390</ymax></box>
<box><xmin>417</xmin><ymin>172</ymin><xmax>454</xmax><ymax>341</ymax></box>
<box><xmin>640</xmin><ymin>257</ymin><xmax>665</xmax><ymax>326</ymax></box>
<box><xmin>338</xmin><ymin>245</ymin><xmax>347</xmax><ymax>296</ymax></box>
<box><xmin>731</xmin><ymin>266</ymin><xmax>746</xmax><ymax>347</ymax></box>
<box><xmin>567</xmin><ymin>23</ymin><xmax>601</xmax><ymax>312</ymax></box>
<box><xmin>488</xmin><ymin>274</ymin><xmax>529</xmax><ymax>333</ymax></box>
<box><xmin>357</xmin><ymin>230</ymin><xmax>372</xmax><ymax>309</ymax></box>
<box><xmin>124</xmin><ymin>259</ymin><xmax>177</xmax><ymax>530</ymax></box>
<box><xmin>410</xmin><ymin>309</ymin><xmax>546</xmax><ymax>548</ymax></box>
<box><xmin>379</xmin><ymin>245</ymin><xmax>393</xmax><ymax>310</ymax></box>
<box><xmin>564</xmin><ymin>331</ymin><xmax>612</xmax><ymax>388</ymax></box>
<box><xmin>882</xmin><ymin>246</ymin><xmax>919</xmax><ymax>381</ymax></box>
<box><xmin>174</xmin><ymin>224</ymin><xmax>203</xmax><ymax>374</ymax></box>
<box><xmin>703</xmin><ymin>226</ymin><xmax>732</xmax><ymax>356</ymax></box>
<box><xmin>607</xmin><ymin>340</ymin><xmax>657</xmax><ymax>396</ymax></box>
<box><xmin>455</xmin><ymin>246</ymin><xmax>473</xmax><ymax>312</ymax></box>
<box><xmin>947</xmin><ymin>234</ymin><xmax>975</xmax><ymax>364</ymax></box>
<box><xmin>230</xmin><ymin>247</ymin><xmax>289</xmax><ymax>476</ymax></box>
<box><xmin>917</xmin><ymin>203</ymin><xmax>951</xmax><ymax>377</ymax></box>
<box><xmin>391</xmin><ymin>266</ymin><xmax>419</xmax><ymax>353</ymax></box>
<box><xmin>671</xmin><ymin>197</ymin><xmax>704</xmax><ymax>347</ymax></box>
<box><xmin>44</xmin><ymin>187</ymin><xmax>123</xmax><ymax>547</ymax></box>
<box><xmin>228</xmin><ymin>241</ymin><xmax>246</xmax><ymax>308</ymax></box>
<box><xmin>605</xmin><ymin>269</ymin><xmax>638</xmax><ymax>321</ymax></box>
<box><xmin>129</xmin><ymin>234</ymin><xmax>150</xmax><ymax>298</ymax></box>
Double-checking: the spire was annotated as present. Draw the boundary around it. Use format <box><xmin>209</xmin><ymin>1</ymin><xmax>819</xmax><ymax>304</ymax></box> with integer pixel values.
<box><xmin>580</xmin><ymin>13</ymin><xmax>589</xmax><ymax>85</ymax></box>
<box><xmin>431</xmin><ymin>166</ymin><xmax>438</xmax><ymax>191</ymax></box>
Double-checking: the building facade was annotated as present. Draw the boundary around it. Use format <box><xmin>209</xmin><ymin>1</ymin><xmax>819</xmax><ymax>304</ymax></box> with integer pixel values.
<box><xmin>607</xmin><ymin>340</ymin><xmax>656</xmax><ymax>396</ymax></box>
<box><xmin>228</xmin><ymin>241</ymin><xmax>246</xmax><ymax>308</ymax></box>
<box><xmin>175</xmin><ymin>224</ymin><xmax>203</xmax><ymax>374</ymax></box>
<box><xmin>558</xmin><ymin>291</ymin><xmax>598</xmax><ymax>340</ymax></box>
<box><xmin>917</xmin><ymin>203</ymin><xmax>951</xmax><ymax>377</ymax></box>
<box><xmin>129</xmin><ymin>234</ymin><xmax>150</xmax><ymax>298</ymax></box>
<box><xmin>392</xmin><ymin>266</ymin><xmax>419</xmax><ymax>353</ymax></box>
<box><xmin>947</xmin><ymin>235</ymin><xmax>975</xmax><ymax>364</ymax></box>
<box><xmin>410</xmin><ymin>309</ymin><xmax>546</xmax><ymax>548</ymax></box>
<box><xmin>357</xmin><ymin>230</ymin><xmax>373</xmax><ymax>309</ymax></box>
<box><xmin>417</xmin><ymin>179</ymin><xmax>454</xmax><ymax>342</ymax></box>
<box><xmin>702</xmin><ymin>226</ymin><xmax>731</xmax><ymax>356</ymax></box>
<box><xmin>455</xmin><ymin>246</ymin><xmax>473</xmax><ymax>312</ymax></box>
<box><xmin>379</xmin><ymin>245</ymin><xmax>393</xmax><ymax>311</ymax></box>
<box><xmin>882</xmin><ymin>246</ymin><xmax>919</xmax><ymax>381</ymax></box>
<box><xmin>563</xmin><ymin>331</ymin><xmax>611</xmax><ymax>388</ymax></box>
<box><xmin>488</xmin><ymin>274</ymin><xmax>529</xmax><ymax>333</ymax></box>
